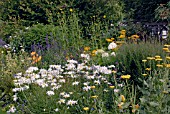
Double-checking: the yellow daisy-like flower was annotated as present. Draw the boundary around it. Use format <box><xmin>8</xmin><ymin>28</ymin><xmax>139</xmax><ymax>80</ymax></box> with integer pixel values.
<box><xmin>109</xmin><ymin>86</ymin><xmax>115</xmax><ymax>89</ymax></box>
<box><xmin>92</xmin><ymin>50</ymin><xmax>97</xmax><ymax>54</ymax></box>
<box><xmin>84</xmin><ymin>47</ymin><xmax>90</xmax><ymax>51</ymax></box>
<box><xmin>121</xmin><ymin>75</ymin><xmax>131</xmax><ymax>79</ymax></box>
<box><xmin>83</xmin><ymin>107</ymin><xmax>89</xmax><ymax>111</ymax></box>
<box><xmin>142</xmin><ymin>74</ymin><xmax>147</xmax><ymax>76</ymax></box>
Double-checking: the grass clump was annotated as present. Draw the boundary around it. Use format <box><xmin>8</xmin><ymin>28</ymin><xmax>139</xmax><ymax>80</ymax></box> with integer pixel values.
<box><xmin>115</xmin><ymin>41</ymin><xmax>166</xmax><ymax>85</ymax></box>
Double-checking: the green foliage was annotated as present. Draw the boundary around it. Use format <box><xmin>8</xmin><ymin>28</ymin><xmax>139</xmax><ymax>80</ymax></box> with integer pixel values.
<box><xmin>12</xmin><ymin>23</ymin><xmax>59</xmax><ymax>51</ymax></box>
<box><xmin>138</xmin><ymin>67</ymin><xmax>170</xmax><ymax>113</ymax></box>
<box><xmin>122</xmin><ymin>0</ymin><xmax>169</xmax><ymax>21</ymax></box>
<box><xmin>0</xmin><ymin>49</ymin><xmax>31</xmax><ymax>111</ymax></box>
<box><xmin>0</xmin><ymin>0</ymin><xmax>124</xmax><ymax>26</ymax></box>
<box><xmin>115</xmin><ymin>41</ymin><xmax>165</xmax><ymax>85</ymax></box>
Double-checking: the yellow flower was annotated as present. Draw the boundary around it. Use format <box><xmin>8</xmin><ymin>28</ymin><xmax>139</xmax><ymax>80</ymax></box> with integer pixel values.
<box><xmin>156</xmin><ymin>64</ymin><xmax>163</xmax><ymax>67</ymax></box>
<box><xmin>112</xmin><ymin>70</ymin><xmax>117</xmax><ymax>74</ymax></box>
<box><xmin>147</xmin><ymin>57</ymin><xmax>155</xmax><ymax>60</ymax></box>
<box><xmin>131</xmin><ymin>35</ymin><xmax>139</xmax><ymax>39</ymax></box>
<box><xmin>111</xmin><ymin>38</ymin><xmax>115</xmax><ymax>40</ymax></box>
<box><xmin>166</xmin><ymin>56</ymin><xmax>170</xmax><ymax>60</ymax></box>
<box><xmin>155</xmin><ymin>58</ymin><xmax>163</xmax><ymax>61</ymax></box>
<box><xmin>103</xmin><ymin>15</ymin><xmax>106</xmax><ymax>18</ymax></box>
<box><xmin>84</xmin><ymin>47</ymin><xmax>90</xmax><ymax>51</ymax></box>
<box><xmin>145</xmin><ymin>68</ymin><xmax>151</xmax><ymax>71</ymax></box>
<box><xmin>164</xmin><ymin>44</ymin><xmax>170</xmax><ymax>47</ymax></box>
<box><xmin>163</xmin><ymin>48</ymin><xmax>169</xmax><ymax>51</ymax></box>
<box><xmin>119</xmin><ymin>35</ymin><xmax>125</xmax><ymax>38</ymax></box>
<box><xmin>142</xmin><ymin>60</ymin><xmax>147</xmax><ymax>62</ymax></box>
<box><xmin>142</xmin><ymin>74</ymin><xmax>147</xmax><ymax>76</ymax></box>
<box><xmin>155</xmin><ymin>55</ymin><xmax>161</xmax><ymax>59</ymax></box>
<box><xmin>165</xmin><ymin>64</ymin><xmax>170</xmax><ymax>68</ymax></box>
<box><xmin>69</xmin><ymin>8</ymin><xmax>73</xmax><ymax>12</ymax></box>
<box><xmin>91</xmin><ymin>95</ymin><xmax>98</xmax><ymax>99</ymax></box>
<box><xmin>109</xmin><ymin>86</ymin><xmax>115</xmax><ymax>89</ymax></box>
<box><xmin>106</xmin><ymin>38</ymin><xmax>113</xmax><ymax>42</ymax></box>
<box><xmin>121</xmin><ymin>75</ymin><xmax>131</xmax><ymax>79</ymax></box>
<box><xmin>92</xmin><ymin>50</ymin><xmax>97</xmax><ymax>55</ymax></box>
<box><xmin>83</xmin><ymin>107</ymin><xmax>89</xmax><ymax>111</ymax></box>
<box><xmin>91</xmin><ymin>86</ymin><xmax>96</xmax><ymax>89</ymax></box>
<box><xmin>120</xmin><ymin>95</ymin><xmax>126</xmax><ymax>102</ymax></box>
<box><xmin>120</xmin><ymin>30</ymin><xmax>126</xmax><ymax>35</ymax></box>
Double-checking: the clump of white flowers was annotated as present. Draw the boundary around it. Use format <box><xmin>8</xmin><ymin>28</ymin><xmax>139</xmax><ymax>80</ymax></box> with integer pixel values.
<box><xmin>108</xmin><ymin>42</ymin><xmax>117</xmax><ymax>50</ymax></box>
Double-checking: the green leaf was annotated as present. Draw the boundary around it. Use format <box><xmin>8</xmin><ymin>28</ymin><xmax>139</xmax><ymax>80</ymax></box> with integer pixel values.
<box><xmin>149</xmin><ymin>102</ymin><xmax>159</xmax><ymax>107</ymax></box>
<box><xmin>140</xmin><ymin>98</ymin><xmax>147</xmax><ymax>103</ymax></box>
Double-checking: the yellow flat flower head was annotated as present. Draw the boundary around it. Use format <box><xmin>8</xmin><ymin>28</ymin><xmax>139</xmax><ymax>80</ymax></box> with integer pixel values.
<box><xmin>121</xmin><ymin>75</ymin><xmax>131</xmax><ymax>79</ymax></box>
<box><xmin>142</xmin><ymin>60</ymin><xmax>147</xmax><ymax>62</ymax></box>
<box><xmin>91</xmin><ymin>95</ymin><xmax>98</xmax><ymax>98</ymax></box>
<box><xmin>109</xmin><ymin>86</ymin><xmax>115</xmax><ymax>89</ymax></box>
<box><xmin>163</xmin><ymin>48</ymin><xmax>169</xmax><ymax>51</ymax></box>
<box><xmin>142</xmin><ymin>74</ymin><xmax>147</xmax><ymax>76</ymax></box>
<box><xmin>83</xmin><ymin>107</ymin><xmax>89</xmax><ymax>111</ymax></box>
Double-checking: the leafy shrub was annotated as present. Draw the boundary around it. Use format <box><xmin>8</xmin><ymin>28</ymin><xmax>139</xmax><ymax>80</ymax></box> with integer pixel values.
<box><xmin>115</xmin><ymin>41</ymin><xmax>166</xmax><ymax>85</ymax></box>
<box><xmin>0</xmin><ymin>0</ymin><xmax>124</xmax><ymax>27</ymax></box>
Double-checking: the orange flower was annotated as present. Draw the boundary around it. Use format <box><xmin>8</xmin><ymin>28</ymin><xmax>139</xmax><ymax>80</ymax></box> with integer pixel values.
<box><xmin>31</xmin><ymin>52</ymin><xmax>36</xmax><ymax>56</ymax></box>
<box><xmin>37</xmin><ymin>56</ymin><xmax>42</xmax><ymax>62</ymax></box>
<box><xmin>32</xmin><ymin>55</ymin><xmax>37</xmax><ymax>60</ymax></box>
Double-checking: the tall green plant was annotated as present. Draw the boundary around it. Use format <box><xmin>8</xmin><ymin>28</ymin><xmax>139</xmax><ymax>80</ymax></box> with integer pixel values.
<box><xmin>115</xmin><ymin>41</ymin><xmax>165</xmax><ymax>85</ymax></box>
